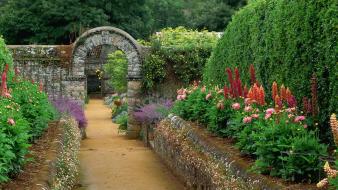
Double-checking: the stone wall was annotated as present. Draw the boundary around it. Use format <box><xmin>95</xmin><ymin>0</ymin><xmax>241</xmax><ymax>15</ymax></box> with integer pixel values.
<box><xmin>154</xmin><ymin>115</ymin><xmax>317</xmax><ymax>190</ymax></box>
<box><xmin>8</xmin><ymin>45</ymin><xmax>86</xmax><ymax>100</ymax></box>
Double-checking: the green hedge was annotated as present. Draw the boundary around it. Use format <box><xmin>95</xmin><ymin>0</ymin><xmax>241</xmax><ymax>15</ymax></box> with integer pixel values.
<box><xmin>0</xmin><ymin>37</ymin><xmax>14</xmax><ymax>79</ymax></box>
<box><xmin>203</xmin><ymin>0</ymin><xmax>337</xmax><ymax>140</ymax></box>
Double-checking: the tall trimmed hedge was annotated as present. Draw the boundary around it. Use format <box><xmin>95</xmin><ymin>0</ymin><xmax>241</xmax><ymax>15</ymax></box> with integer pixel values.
<box><xmin>204</xmin><ymin>0</ymin><xmax>337</xmax><ymax>139</ymax></box>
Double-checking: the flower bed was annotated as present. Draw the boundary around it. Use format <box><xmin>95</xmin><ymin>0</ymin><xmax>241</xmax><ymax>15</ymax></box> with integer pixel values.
<box><xmin>0</xmin><ymin>37</ymin><xmax>56</xmax><ymax>183</ymax></box>
<box><xmin>171</xmin><ymin>65</ymin><xmax>329</xmax><ymax>183</ymax></box>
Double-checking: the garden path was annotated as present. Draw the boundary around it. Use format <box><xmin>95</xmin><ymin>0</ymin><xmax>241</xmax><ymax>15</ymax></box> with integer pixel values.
<box><xmin>76</xmin><ymin>99</ymin><xmax>184</xmax><ymax>190</ymax></box>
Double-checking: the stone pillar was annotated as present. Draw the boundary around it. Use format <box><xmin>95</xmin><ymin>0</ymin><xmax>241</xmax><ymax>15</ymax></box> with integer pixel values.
<box><xmin>126</xmin><ymin>80</ymin><xmax>142</xmax><ymax>139</ymax></box>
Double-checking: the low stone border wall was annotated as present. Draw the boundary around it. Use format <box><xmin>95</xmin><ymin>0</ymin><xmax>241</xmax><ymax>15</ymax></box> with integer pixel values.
<box><xmin>153</xmin><ymin>114</ymin><xmax>317</xmax><ymax>190</ymax></box>
<box><xmin>45</xmin><ymin>116</ymin><xmax>82</xmax><ymax>190</ymax></box>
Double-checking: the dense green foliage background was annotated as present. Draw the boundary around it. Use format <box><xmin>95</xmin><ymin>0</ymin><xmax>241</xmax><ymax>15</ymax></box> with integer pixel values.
<box><xmin>0</xmin><ymin>0</ymin><xmax>246</xmax><ymax>44</ymax></box>
<box><xmin>104</xmin><ymin>50</ymin><xmax>128</xmax><ymax>94</ymax></box>
<box><xmin>204</xmin><ymin>0</ymin><xmax>338</xmax><ymax>140</ymax></box>
<box><xmin>142</xmin><ymin>27</ymin><xmax>219</xmax><ymax>91</ymax></box>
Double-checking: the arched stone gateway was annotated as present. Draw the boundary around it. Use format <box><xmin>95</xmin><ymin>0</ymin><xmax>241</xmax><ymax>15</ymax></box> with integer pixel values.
<box><xmin>72</xmin><ymin>26</ymin><xmax>143</xmax><ymax>138</ymax></box>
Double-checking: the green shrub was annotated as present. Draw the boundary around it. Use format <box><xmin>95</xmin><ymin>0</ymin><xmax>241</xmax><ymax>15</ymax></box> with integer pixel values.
<box><xmin>10</xmin><ymin>80</ymin><xmax>56</xmax><ymax>140</ymax></box>
<box><xmin>203</xmin><ymin>0</ymin><xmax>338</xmax><ymax>139</ymax></box>
<box><xmin>104</xmin><ymin>50</ymin><xmax>128</xmax><ymax>94</ymax></box>
<box><xmin>116</xmin><ymin>113</ymin><xmax>128</xmax><ymax>131</ymax></box>
<box><xmin>172</xmin><ymin>87</ymin><xmax>212</xmax><ymax>125</ymax></box>
<box><xmin>142</xmin><ymin>27</ymin><xmax>219</xmax><ymax>90</ymax></box>
<box><xmin>253</xmin><ymin>116</ymin><xmax>327</xmax><ymax>182</ymax></box>
<box><xmin>0</xmin><ymin>98</ymin><xmax>30</xmax><ymax>182</ymax></box>
<box><xmin>0</xmin><ymin>37</ymin><xmax>14</xmax><ymax>80</ymax></box>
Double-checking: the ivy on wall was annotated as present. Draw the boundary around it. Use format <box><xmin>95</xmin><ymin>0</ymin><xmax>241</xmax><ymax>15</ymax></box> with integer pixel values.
<box><xmin>141</xmin><ymin>27</ymin><xmax>219</xmax><ymax>91</ymax></box>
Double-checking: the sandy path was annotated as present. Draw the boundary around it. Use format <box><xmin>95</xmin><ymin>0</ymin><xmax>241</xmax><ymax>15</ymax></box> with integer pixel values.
<box><xmin>77</xmin><ymin>99</ymin><xmax>184</xmax><ymax>190</ymax></box>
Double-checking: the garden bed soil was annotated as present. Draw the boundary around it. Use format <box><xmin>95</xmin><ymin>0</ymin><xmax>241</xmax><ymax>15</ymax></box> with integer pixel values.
<box><xmin>0</xmin><ymin>121</ymin><xmax>60</xmax><ymax>190</ymax></box>
<box><xmin>189</xmin><ymin>121</ymin><xmax>318</xmax><ymax>190</ymax></box>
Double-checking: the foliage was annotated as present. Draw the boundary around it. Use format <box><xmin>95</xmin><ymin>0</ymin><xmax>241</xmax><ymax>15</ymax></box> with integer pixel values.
<box><xmin>104</xmin><ymin>50</ymin><xmax>128</xmax><ymax>94</ymax></box>
<box><xmin>0</xmin><ymin>0</ymin><xmax>245</xmax><ymax>44</ymax></box>
<box><xmin>50</xmin><ymin>97</ymin><xmax>87</xmax><ymax>128</ymax></box>
<box><xmin>0</xmin><ymin>37</ymin><xmax>13</xmax><ymax>80</ymax></box>
<box><xmin>183</xmin><ymin>0</ymin><xmax>246</xmax><ymax>32</ymax></box>
<box><xmin>10</xmin><ymin>80</ymin><xmax>56</xmax><ymax>140</ymax></box>
<box><xmin>203</xmin><ymin>0</ymin><xmax>338</xmax><ymax>142</ymax></box>
<box><xmin>116</xmin><ymin>113</ymin><xmax>128</xmax><ymax>131</ymax></box>
<box><xmin>171</xmin><ymin>65</ymin><xmax>328</xmax><ymax>182</ymax></box>
<box><xmin>0</xmin><ymin>98</ymin><xmax>30</xmax><ymax>182</ymax></box>
<box><xmin>142</xmin><ymin>27</ymin><xmax>219</xmax><ymax>90</ymax></box>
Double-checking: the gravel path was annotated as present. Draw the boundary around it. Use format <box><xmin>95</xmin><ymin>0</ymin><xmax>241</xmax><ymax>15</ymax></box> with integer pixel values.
<box><xmin>76</xmin><ymin>99</ymin><xmax>184</xmax><ymax>190</ymax></box>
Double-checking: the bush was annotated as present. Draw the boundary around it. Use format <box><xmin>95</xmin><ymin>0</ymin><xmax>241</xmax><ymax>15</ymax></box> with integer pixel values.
<box><xmin>10</xmin><ymin>80</ymin><xmax>56</xmax><ymax>140</ymax></box>
<box><xmin>0</xmin><ymin>97</ymin><xmax>30</xmax><ymax>182</ymax></box>
<box><xmin>0</xmin><ymin>37</ymin><xmax>14</xmax><ymax>80</ymax></box>
<box><xmin>104</xmin><ymin>50</ymin><xmax>128</xmax><ymax>94</ymax></box>
<box><xmin>203</xmin><ymin>0</ymin><xmax>338</xmax><ymax>139</ymax></box>
<box><xmin>116</xmin><ymin>112</ymin><xmax>128</xmax><ymax>131</ymax></box>
<box><xmin>134</xmin><ymin>100</ymin><xmax>173</xmax><ymax>125</ymax></box>
<box><xmin>142</xmin><ymin>27</ymin><xmax>219</xmax><ymax>90</ymax></box>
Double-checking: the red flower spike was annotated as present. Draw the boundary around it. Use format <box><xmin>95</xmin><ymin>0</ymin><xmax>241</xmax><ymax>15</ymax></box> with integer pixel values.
<box><xmin>243</xmin><ymin>85</ymin><xmax>248</xmax><ymax>98</ymax></box>
<box><xmin>249</xmin><ymin>64</ymin><xmax>256</xmax><ymax>85</ymax></box>
<box><xmin>286</xmin><ymin>88</ymin><xmax>292</xmax><ymax>100</ymax></box>
<box><xmin>275</xmin><ymin>95</ymin><xmax>282</xmax><ymax>110</ymax></box>
<box><xmin>223</xmin><ymin>85</ymin><xmax>229</xmax><ymax>98</ymax></box>
<box><xmin>302</xmin><ymin>97</ymin><xmax>309</xmax><ymax>114</ymax></box>
<box><xmin>259</xmin><ymin>85</ymin><xmax>265</xmax><ymax>105</ymax></box>
<box><xmin>272</xmin><ymin>81</ymin><xmax>278</xmax><ymax>101</ymax></box>
<box><xmin>1</xmin><ymin>70</ymin><xmax>7</xmax><ymax>96</ymax></box>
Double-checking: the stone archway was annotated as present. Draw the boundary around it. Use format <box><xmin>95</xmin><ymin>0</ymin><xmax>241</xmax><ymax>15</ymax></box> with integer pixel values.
<box><xmin>71</xmin><ymin>26</ymin><xmax>143</xmax><ymax>138</ymax></box>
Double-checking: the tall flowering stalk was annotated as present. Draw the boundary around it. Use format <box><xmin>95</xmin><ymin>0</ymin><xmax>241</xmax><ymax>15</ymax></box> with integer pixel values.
<box><xmin>247</xmin><ymin>84</ymin><xmax>265</xmax><ymax>106</ymax></box>
<box><xmin>235</xmin><ymin>68</ymin><xmax>243</xmax><ymax>97</ymax></box>
<box><xmin>249</xmin><ymin>64</ymin><xmax>256</xmax><ymax>85</ymax></box>
<box><xmin>1</xmin><ymin>64</ymin><xmax>8</xmax><ymax>96</ymax></box>
<box><xmin>226</xmin><ymin>68</ymin><xmax>234</xmax><ymax>96</ymax></box>
<box><xmin>272</xmin><ymin>81</ymin><xmax>278</xmax><ymax>101</ymax></box>
<box><xmin>317</xmin><ymin>114</ymin><xmax>338</xmax><ymax>189</ymax></box>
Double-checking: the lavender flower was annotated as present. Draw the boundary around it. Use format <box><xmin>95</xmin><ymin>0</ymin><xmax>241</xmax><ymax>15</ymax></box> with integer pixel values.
<box><xmin>50</xmin><ymin>96</ymin><xmax>87</xmax><ymax>128</ymax></box>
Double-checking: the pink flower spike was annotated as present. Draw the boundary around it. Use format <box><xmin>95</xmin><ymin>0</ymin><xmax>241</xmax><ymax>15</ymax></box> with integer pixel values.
<box><xmin>243</xmin><ymin>117</ymin><xmax>252</xmax><ymax>124</ymax></box>
<box><xmin>8</xmin><ymin>118</ymin><xmax>15</xmax><ymax>126</ymax></box>
<box><xmin>251</xmin><ymin>114</ymin><xmax>259</xmax><ymax>119</ymax></box>
<box><xmin>266</xmin><ymin>108</ymin><xmax>276</xmax><ymax>115</ymax></box>
<box><xmin>294</xmin><ymin>116</ymin><xmax>306</xmax><ymax>122</ymax></box>
<box><xmin>232</xmin><ymin>103</ymin><xmax>241</xmax><ymax>110</ymax></box>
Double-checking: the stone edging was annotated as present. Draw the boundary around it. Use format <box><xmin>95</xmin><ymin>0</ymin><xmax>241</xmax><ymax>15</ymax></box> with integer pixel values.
<box><xmin>153</xmin><ymin>114</ymin><xmax>316</xmax><ymax>190</ymax></box>
<box><xmin>44</xmin><ymin>116</ymin><xmax>82</xmax><ymax>190</ymax></box>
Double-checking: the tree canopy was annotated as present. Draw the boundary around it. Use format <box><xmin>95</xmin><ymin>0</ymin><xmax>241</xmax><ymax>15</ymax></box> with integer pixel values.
<box><xmin>0</xmin><ymin>0</ymin><xmax>246</xmax><ymax>44</ymax></box>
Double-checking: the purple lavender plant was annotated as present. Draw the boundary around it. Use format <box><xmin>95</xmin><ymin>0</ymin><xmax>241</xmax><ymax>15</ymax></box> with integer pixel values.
<box><xmin>134</xmin><ymin>100</ymin><xmax>173</xmax><ymax>125</ymax></box>
<box><xmin>50</xmin><ymin>96</ymin><xmax>87</xmax><ymax>128</ymax></box>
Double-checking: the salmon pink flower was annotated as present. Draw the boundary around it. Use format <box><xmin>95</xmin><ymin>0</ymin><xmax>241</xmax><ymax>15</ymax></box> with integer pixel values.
<box><xmin>243</xmin><ymin>116</ymin><xmax>252</xmax><ymax>124</ymax></box>
<box><xmin>205</xmin><ymin>92</ymin><xmax>212</xmax><ymax>100</ymax></box>
<box><xmin>244</xmin><ymin>106</ymin><xmax>253</xmax><ymax>112</ymax></box>
<box><xmin>294</xmin><ymin>116</ymin><xmax>306</xmax><ymax>122</ymax></box>
<box><xmin>232</xmin><ymin>103</ymin><xmax>241</xmax><ymax>110</ymax></box>
<box><xmin>265</xmin><ymin>113</ymin><xmax>272</xmax><ymax>120</ymax></box>
<box><xmin>266</xmin><ymin>108</ymin><xmax>275</xmax><ymax>115</ymax></box>
<box><xmin>251</xmin><ymin>114</ymin><xmax>259</xmax><ymax>119</ymax></box>
<box><xmin>303</xmin><ymin>124</ymin><xmax>308</xmax><ymax>129</ymax></box>
<box><xmin>201</xmin><ymin>86</ymin><xmax>206</xmax><ymax>93</ymax></box>
<box><xmin>3</xmin><ymin>92</ymin><xmax>12</xmax><ymax>98</ymax></box>
<box><xmin>217</xmin><ymin>101</ymin><xmax>224</xmax><ymax>110</ymax></box>
<box><xmin>8</xmin><ymin>118</ymin><xmax>15</xmax><ymax>126</ymax></box>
